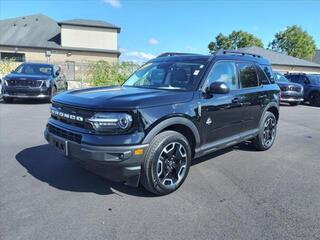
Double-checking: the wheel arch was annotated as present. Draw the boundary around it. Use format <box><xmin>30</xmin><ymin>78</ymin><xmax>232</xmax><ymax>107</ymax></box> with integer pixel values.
<box><xmin>259</xmin><ymin>102</ymin><xmax>279</xmax><ymax>126</ymax></box>
<box><xmin>142</xmin><ymin>117</ymin><xmax>201</xmax><ymax>156</ymax></box>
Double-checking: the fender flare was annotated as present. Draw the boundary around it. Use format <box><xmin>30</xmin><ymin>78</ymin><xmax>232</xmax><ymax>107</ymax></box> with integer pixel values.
<box><xmin>142</xmin><ymin>117</ymin><xmax>201</xmax><ymax>147</ymax></box>
<box><xmin>259</xmin><ymin>102</ymin><xmax>279</xmax><ymax>126</ymax></box>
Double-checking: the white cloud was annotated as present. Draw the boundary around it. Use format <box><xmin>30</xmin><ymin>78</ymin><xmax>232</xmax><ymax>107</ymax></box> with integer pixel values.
<box><xmin>148</xmin><ymin>38</ymin><xmax>159</xmax><ymax>45</ymax></box>
<box><xmin>119</xmin><ymin>48</ymin><xmax>156</xmax><ymax>63</ymax></box>
<box><xmin>103</xmin><ymin>0</ymin><xmax>121</xmax><ymax>8</ymax></box>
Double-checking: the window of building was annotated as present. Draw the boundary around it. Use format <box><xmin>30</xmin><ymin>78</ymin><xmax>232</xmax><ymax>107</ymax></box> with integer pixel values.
<box><xmin>0</xmin><ymin>52</ymin><xmax>25</xmax><ymax>62</ymax></box>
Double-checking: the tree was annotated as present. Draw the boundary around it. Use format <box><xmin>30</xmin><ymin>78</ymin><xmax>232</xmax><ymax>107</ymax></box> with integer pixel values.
<box><xmin>269</xmin><ymin>25</ymin><xmax>316</xmax><ymax>61</ymax></box>
<box><xmin>208</xmin><ymin>30</ymin><xmax>264</xmax><ymax>53</ymax></box>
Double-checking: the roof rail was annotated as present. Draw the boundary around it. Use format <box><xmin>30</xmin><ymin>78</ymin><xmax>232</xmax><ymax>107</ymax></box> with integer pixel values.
<box><xmin>157</xmin><ymin>52</ymin><xmax>198</xmax><ymax>58</ymax></box>
<box><xmin>214</xmin><ymin>49</ymin><xmax>261</xmax><ymax>58</ymax></box>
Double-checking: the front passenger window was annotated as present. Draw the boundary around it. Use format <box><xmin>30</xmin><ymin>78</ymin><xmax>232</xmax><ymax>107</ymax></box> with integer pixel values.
<box><xmin>206</xmin><ymin>62</ymin><xmax>238</xmax><ymax>90</ymax></box>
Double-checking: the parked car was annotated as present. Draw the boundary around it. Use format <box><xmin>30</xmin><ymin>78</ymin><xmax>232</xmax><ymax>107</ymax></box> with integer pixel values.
<box><xmin>273</xmin><ymin>72</ymin><xmax>303</xmax><ymax>106</ymax></box>
<box><xmin>285</xmin><ymin>73</ymin><xmax>320</xmax><ymax>107</ymax></box>
<box><xmin>44</xmin><ymin>50</ymin><xmax>280</xmax><ymax>195</ymax></box>
<box><xmin>1</xmin><ymin>63</ymin><xmax>68</xmax><ymax>103</ymax></box>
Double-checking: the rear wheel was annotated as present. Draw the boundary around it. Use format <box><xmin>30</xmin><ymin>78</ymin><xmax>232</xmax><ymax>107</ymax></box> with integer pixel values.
<box><xmin>253</xmin><ymin>111</ymin><xmax>277</xmax><ymax>151</ymax></box>
<box><xmin>3</xmin><ymin>97</ymin><xmax>14</xmax><ymax>103</ymax></box>
<box><xmin>141</xmin><ymin>130</ymin><xmax>191</xmax><ymax>195</ymax></box>
<box><xmin>309</xmin><ymin>92</ymin><xmax>320</xmax><ymax>107</ymax></box>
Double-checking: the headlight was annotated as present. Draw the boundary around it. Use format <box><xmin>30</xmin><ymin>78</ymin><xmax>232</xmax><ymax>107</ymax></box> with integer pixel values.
<box><xmin>88</xmin><ymin>113</ymin><xmax>133</xmax><ymax>132</ymax></box>
<box><xmin>44</xmin><ymin>80</ymin><xmax>51</xmax><ymax>88</ymax></box>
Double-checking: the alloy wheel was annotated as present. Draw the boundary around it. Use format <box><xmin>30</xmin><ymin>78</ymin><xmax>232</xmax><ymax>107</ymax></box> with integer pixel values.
<box><xmin>156</xmin><ymin>142</ymin><xmax>187</xmax><ymax>188</ymax></box>
<box><xmin>263</xmin><ymin>116</ymin><xmax>276</xmax><ymax>148</ymax></box>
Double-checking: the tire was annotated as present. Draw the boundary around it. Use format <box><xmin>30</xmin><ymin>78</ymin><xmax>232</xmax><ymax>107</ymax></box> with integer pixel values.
<box><xmin>65</xmin><ymin>82</ymin><xmax>68</xmax><ymax>91</ymax></box>
<box><xmin>3</xmin><ymin>97</ymin><xmax>13</xmax><ymax>103</ymax></box>
<box><xmin>141</xmin><ymin>130</ymin><xmax>191</xmax><ymax>195</ymax></box>
<box><xmin>252</xmin><ymin>111</ymin><xmax>277</xmax><ymax>151</ymax></box>
<box><xmin>309</xmin><ymin>92</ymin><xmax>320</xmax><ymax>107</ymax></box>
<box><xmin>289</xmin><ymin>102</ymin><xmax>299</xmax><ymax>106</ymax></box>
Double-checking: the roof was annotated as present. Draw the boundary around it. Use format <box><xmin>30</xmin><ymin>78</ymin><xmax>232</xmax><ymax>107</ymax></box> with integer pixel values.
<box><xmin>314</xmin><ymin>50</ymin><xmax>320</xmax><ymax>64</ymax></box>
<box><xmin>0</xmin><ymin>14</ymin><xmax>120</xmax><ymax>55</ymax></box>
<box><xmin>59</xmin><ymin>19</ymin><xmax>120</xmax><ymax>32</ymax></box>
<box><xmin>150</xmin><ymin>54</ymin><xmax>210</xmax><ymax>63</ymax></box>
<box><xmin>238</xmin><ymin>46</ymin><xmax>320</xmax><ymax>68</ymax></box>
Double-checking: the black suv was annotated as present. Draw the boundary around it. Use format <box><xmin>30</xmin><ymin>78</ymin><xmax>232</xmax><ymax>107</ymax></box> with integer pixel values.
<box><xmin>2</xmin><ymin>63</ymin><xmax>68</xmax><ymax>103</ymax></box>
<box><xmin>44</xmin><ymin>51</ymin><xmax>280</xmax><ymax>195</ymax></box>
<box><xmin>285</xmin><ymin>73</ymin><xmax>320</xmax><ymax>107</ymax></box>
<box><xmin>274</xmin><ymin>72</ymin><xmax>303</xmax><ymax>106</ymax></box>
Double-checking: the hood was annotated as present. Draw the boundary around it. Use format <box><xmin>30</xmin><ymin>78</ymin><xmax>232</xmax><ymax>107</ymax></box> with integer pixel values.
<box><xmin>53</xmin><ymin>86</ymin><xmax>194</xmax><ymax>110</ymax></box>
<box><xmin>4</xmin><ymin>73</ymin><xmax>52</xmax><ymax>81</ymax></box>
<box><xmin>276</xmin><ymin>81</ymin><xmax>303</xmax><ymax>88</ymax></box>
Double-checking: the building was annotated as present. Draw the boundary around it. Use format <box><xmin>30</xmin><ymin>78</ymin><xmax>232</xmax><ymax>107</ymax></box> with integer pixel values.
<box><xmin>239</xmin><ymin>46</ymin><xmax>320</xmax><ymax>74</ymax></box>
<box><xmin>0</xmin><ymin>14</ymin><xmax>121</xmax><ymax>63</ymax></box>
<box><xmin>314</xmin><ymin>50</ymin><xmax>320</xmax><ymax>64</ymax></box>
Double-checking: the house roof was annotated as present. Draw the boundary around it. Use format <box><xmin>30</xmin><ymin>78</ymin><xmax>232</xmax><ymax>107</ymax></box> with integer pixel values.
<box><xmin>59</xmin><ymin>19</ymin><xmax>120</xmax><ymax>32</ymax></box>
<box><xmin>0</xmin><ymin>14</ymin><xmax>120</xmax><ymax>55</ymax></box>
<box><xmin>314</xmin><ymin>50</ymin><xmax>320</xmax><ymax>64</ymax></box>
<box><xmin>238</xmin><ymin>46</ymin><xmax>320</xmax><ymax>68</ymax></box>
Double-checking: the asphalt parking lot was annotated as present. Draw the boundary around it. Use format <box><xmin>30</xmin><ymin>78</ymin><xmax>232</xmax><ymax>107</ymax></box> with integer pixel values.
<box><xmin>0</xmin><ymin>100</ymin><xmax>320</xmax><ymax>240</ymax></box>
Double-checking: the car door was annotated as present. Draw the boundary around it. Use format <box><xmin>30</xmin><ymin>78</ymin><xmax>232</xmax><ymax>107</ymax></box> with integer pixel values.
<box><xmin>237</xmin><ymin>62</ymin><xmax>265</xmax><ymax>132</ymax></box>
<box><xmin>200</xmin><ymin>60</ymin><xmax>244</xmax><ymax>146</ymax></box>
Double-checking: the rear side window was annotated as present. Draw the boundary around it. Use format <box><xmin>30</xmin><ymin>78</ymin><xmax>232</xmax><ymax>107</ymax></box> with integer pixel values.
<box><xmin>256</xmin><ymin>65</ymin><xmax>270</xmax><ymax>85</ymax></box>
<box><xmin>238</xmin><ymin>62</ymin><xmax>259</xmax><ymax>88</ymax></box>
<box><xmin>261</xmin><ymin>65</ymin><xmax>275</xmax><ymax>83</ymax></box>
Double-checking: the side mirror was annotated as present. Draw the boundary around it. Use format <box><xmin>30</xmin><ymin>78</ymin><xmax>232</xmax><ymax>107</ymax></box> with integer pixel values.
<box><xmin>207</xmin><ymin>82</ymin><xmax>230</xmax><ymax>94</ymax></box>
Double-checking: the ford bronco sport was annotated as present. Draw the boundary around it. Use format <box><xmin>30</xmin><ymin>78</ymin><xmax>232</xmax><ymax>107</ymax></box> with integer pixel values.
<box><xmin>44</xmin><ymin>50</ymin><xmax>280</xmax><ymax>195</ymax></box>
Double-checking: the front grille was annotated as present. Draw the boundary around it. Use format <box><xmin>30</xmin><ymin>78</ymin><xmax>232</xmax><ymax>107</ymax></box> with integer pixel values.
<box><xmin>288</xmin><ymin>86</ymin><xmax>301</xmax><ymax>92</ymax></box>
<box><xmin>7</xmin><ymin>79</ymin><xmax>43</xmax><ymax>87</ymax></box>
<box><xmin>51</xmin><ymin>102</ymin><xmax>94</xmax><ymax>130</ymax></box>
<box><xmin>48</xmin><ymin>124</ymin><xmax>82</xmax><ymax>143</ymax></box>
<box><xmin>280</xmin><ymin>86</ymin><xmax>288</xmax><ymax>91</ymax></box>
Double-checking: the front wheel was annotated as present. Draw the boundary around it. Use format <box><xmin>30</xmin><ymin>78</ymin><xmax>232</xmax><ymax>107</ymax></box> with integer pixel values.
<box><xmin>49</xmin><ymin>86</ymin><xmax>57</xmax><ymax>102</ymax></box>
<box><xmin>253</xmin><ymin>111</ymin><xmax>277</xmax><ymax>151</ymax></box>
<box><xmin>3</xmin><ymin>97</ymin><xmax>14</xmax><ymax>103</ymax></box>
<box><xmin>141</xmin><ymin>131</ymin><xmax>191</xmax><ymax>195</ymax></box>
<box><xmin>309</xmin><ymin>92</ymin><xmax>320</xmax><ymax>107</ymax></box>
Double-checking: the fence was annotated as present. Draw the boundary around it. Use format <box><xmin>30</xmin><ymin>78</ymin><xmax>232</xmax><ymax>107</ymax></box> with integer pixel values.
<box><xmin>0</xmin><ymin>60</ymin><xmax>140</xmax><ymax>90</ymax></box>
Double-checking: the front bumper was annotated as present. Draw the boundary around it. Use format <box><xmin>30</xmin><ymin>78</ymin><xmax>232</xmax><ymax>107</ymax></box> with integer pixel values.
<box><xmin>280</xmin><ymin>91</ymin><xmax>304</xmax><ymax>103</ymax></box>
<box><xmin>2</xmin><ymin>86</ymin><xmax>51</xmax><ymax>99</ymax></box>
<box><xmin>44</xmin><ymin>127</ymin><xmax>149</xmax><ymax>187</ymax></box>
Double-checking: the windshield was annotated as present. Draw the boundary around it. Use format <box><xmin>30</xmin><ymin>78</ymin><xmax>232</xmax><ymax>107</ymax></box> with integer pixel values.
<box><xmin>274</xmin><ymin>72</ymin><xmax>289</xmax><ymax>82</ymax></box>
<box><xmin>123</xmin><ymin>61</ymin><xmax>206</xmax><ymax>91</ymax></box>
<box><xmin>309</xmin><ymin>75</ymin><xmax>320</xmax><ymax>85</ymax></box>
<box><xmin>13</xmin><ymin>64</ymin><xmax>53</xmax><ymax>76</ymax></box>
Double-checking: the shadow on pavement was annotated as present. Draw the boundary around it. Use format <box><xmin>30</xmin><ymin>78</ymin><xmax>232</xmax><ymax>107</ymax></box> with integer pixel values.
<box><xmin>16</xmin><ymin>144</ymin><xmax>155</xmax><ymax>197</ymax></box>
<box><xmin>16</xmin><ymin>142</ymin><xmax>257</xmax><ymax>196</ymax></box>
<box><xmin>0</xmin><ymin>98</ymin><xmax>49</xmax><ymax>105</ymax></box>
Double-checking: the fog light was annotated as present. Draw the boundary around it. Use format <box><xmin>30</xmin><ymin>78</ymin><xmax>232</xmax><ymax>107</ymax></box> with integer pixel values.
<box><xmin>134</xmin><ymin>148</ymin><xmax>144</xmax><ymax>155</ymax></box>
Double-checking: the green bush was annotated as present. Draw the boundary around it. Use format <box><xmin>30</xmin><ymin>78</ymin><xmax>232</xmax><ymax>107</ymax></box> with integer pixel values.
<box><xmin>86</xmin><ymin>61</ymin><xmax>140</xmax><ymax>86</ymax></box>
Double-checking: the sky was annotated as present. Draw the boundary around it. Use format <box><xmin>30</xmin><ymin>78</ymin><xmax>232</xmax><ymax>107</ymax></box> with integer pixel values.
<box><xmin>0</xmin><ymin>0</ymin><xmax>319</xmax><ymax>62</ymax></box>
